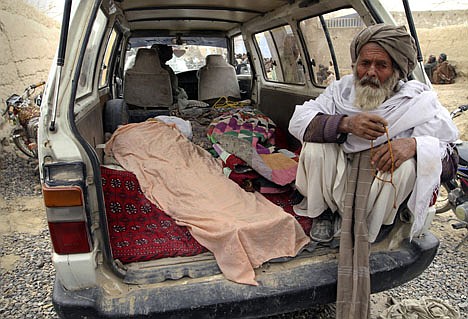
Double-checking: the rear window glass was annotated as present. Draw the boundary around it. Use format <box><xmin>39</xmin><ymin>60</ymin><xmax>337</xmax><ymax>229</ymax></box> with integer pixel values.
<box><xmin>76</xmin><ymin>9</ymin><xmax>107</xmax><ymax>98</ymax></box>
<box><xmin>254</xmin><ymin>25</ymin><xmax>305</xmax><ymax>84</ymax></box>
<box><xmin>125</xmin><ymin>36</ymin><xmax>228</xmax><ymax>74</ymax></box>
<box><xmin>233</xmin><ymin>34</ymin><xmax>250</xmax><ymax>75</ymax></box>
<box><xmin>99</xmin><ymin>28</ymin><xmax>118</xmax><ymax>88</ymax></box>
<box><xmin>299</xmin><ymin>8</ymin><xmax>366</xmax><ymax>86</ymax></box>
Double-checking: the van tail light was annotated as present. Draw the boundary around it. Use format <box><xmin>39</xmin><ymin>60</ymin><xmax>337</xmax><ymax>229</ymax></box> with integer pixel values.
<box><xmin>43</xmin><ymin>185</ymin><xmax>92</xmax><ymax>254</ymax></box>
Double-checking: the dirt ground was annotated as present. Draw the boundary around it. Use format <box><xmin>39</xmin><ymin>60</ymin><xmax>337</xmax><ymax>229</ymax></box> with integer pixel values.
<box><xmin>433</xmin><ymin>77</ymin><xmax>468</xmax><ymax>140</ymax></box>
<box><xmin>0</xmin><ymin>196</ymin><xmax>44</xmax><ymax>270</ymax></box>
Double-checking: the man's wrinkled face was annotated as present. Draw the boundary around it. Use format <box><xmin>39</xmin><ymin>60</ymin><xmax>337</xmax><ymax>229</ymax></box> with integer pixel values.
<box><xmin>353</xmin><ymin>42</ymin><xmax>399</xmax><ymax>110</ymax></box>
<box><xmin>356</xmin><ymin>42</ymin><xmax>394</xmax><ymax>84</ymax></box>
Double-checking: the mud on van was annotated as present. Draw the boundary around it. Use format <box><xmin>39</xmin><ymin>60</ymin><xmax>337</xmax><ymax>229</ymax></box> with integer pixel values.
<box><xmin>39</xmin><ymin>0</ymin><xmax>438</xmax><ymax>318</ymax></box>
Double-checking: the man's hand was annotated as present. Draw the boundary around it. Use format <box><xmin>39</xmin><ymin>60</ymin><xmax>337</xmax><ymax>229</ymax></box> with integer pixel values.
<box><xmin>339</xmin><ymin>113</ymin><xmax>388</xmax><ymax>140</ymax></box>
<box><xmin>371</xmin><ymin>138</ymin><xmax>416</xmax><ymax>172</ymax></box>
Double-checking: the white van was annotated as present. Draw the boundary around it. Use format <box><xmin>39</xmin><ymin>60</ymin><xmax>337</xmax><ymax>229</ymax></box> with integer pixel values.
<box><xmin>39</xmin><ymin>0</ymin><xmax>437</xmax><ymax>318</ymax></box>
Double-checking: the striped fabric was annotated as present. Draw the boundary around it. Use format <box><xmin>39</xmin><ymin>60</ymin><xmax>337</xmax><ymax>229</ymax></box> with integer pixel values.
<box><xmin>336</xmin><ymin>150</ymin><xmax>374</xmax><ymax>319</ymax></box>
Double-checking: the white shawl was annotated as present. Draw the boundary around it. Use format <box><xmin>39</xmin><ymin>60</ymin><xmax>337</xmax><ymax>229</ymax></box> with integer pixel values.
<box><xmin>289</xmin><ymin>75</ymin><xmax>458</xmax><ymax>237</ymax></box>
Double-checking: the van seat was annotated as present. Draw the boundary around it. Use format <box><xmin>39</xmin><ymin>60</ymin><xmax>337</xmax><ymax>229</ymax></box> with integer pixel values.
<box><xmin>124</xmin><ymin>48</ymin><xmax>173</xmax><ymax>108</ymax></box>
<box><xmin>198</xmin><ymin>54</ymin><xmax>241</xmax><ymax>101</ymax></box>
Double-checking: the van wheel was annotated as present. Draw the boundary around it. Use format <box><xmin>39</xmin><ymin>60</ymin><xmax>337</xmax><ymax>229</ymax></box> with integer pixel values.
<box><xmin>104</xmin><ymin>99</ymin><xmax>129</xmax><ymax>133</ymax></box>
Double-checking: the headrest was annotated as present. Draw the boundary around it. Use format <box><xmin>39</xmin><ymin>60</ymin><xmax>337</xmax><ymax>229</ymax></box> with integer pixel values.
<box><xmin>130</xmin><ymin>48</ymin><xmax>163</xmax><ymax>72</ymax></box>
<box><xmin>205</xmin><ymin>54</ymin><xmax>227</xmax><ymax>66</ymax></box>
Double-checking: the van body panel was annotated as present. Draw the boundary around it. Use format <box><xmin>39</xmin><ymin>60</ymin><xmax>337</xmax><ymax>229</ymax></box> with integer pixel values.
<box><xmin>52</xmin><ymin>252</ymin><xmax>98</xmax><ymax>289</ymax></box>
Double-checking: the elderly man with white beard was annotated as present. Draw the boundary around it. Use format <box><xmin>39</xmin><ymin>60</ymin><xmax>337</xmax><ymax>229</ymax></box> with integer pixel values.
<box><xmin>288</xmin><ymin>24</ymin><xmax>459</xmax><ymax>318</ymax></box>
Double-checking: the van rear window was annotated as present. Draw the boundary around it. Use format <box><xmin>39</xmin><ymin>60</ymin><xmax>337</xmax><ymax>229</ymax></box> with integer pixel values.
<box><xmin>77</xmin><ymin>9</ymin><xmax>107</xmax><ymax>98</ymax></box>
<box><xmin>254</xmin><ymin>25</ymin><xmax>305</xmax><ymax>85</ymax></box>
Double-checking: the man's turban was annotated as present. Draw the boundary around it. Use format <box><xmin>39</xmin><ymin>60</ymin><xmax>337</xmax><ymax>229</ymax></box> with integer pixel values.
<box><xmin>350</xmin><ymin>24</ymin><xmax>417</xmax><ymax>79</ymax></box>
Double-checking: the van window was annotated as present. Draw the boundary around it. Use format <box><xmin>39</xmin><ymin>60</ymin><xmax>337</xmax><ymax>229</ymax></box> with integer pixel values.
<box><xmin>124</xmin><ymin>36</ymin><xmax>228</xmax><ymax>74</ymax></box>
<box><xmin>76</xmin><ymin>10</ymin><xmax>107</xmax><ymax>98</ymax></box>
<box><xmin>254</xmin><ymin>25</ymin><xmax>305</xmax><ymax>84</ymax></box>
<box><xmin>299</xmin><ymin>8</ymin><xmax>366</xmax><ymax>86</ymax></box>
<box><xmin>233</xmin><ymin>34</ymin><xmax>250</xmax><ymax>75</ymax></box>
<box><xmin>99</xmin><ymin>28</ymin><xmax>118</xmax><ymax>88</ymax></box>
<box><xmin>167</xmin><ymin>44</ymin><xmax>228</xmax><ymax>73</ymax></box>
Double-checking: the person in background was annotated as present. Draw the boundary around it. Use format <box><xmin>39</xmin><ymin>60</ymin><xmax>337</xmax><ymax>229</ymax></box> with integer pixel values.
<box><xmin>235</xmin><ymin>53</ymin><xmax>243</xmax><ymax>66</ymax></box>
<box><xmin>324</xmin><ymin>69</ymin><xmax>335</xmax><ymax>85</ymax></box>
<box><xmin>423</xmin><ymin>54</ymin><xmax>437</xmax><ymax>82</ymax></box>
<box><xmin>317</xmin><ymin>63</ymin><xmax>328</xmax><ymax>84</ymax></box>
<box><xmin>432</xmin><ymin>53</ymin><xmax>457</xmax><ymax>84</ymax></box>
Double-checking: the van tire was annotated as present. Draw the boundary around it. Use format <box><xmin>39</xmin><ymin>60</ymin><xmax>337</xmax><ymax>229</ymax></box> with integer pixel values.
<box><xmin>104</xmin><ymin>99</ymin><xmax>129</xmax><ymax>133</ymax></box>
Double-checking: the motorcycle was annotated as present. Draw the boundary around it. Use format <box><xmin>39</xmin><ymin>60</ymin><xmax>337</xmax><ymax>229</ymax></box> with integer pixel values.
<box><xmin>2</xmin><ymin>81</ymin><xmax>45</xmax><ymax>158</ymax></box>
<box><xmin>435</xmin><ymin>104</ymin><xmax>468</xmax><ymax>249</ymax></box>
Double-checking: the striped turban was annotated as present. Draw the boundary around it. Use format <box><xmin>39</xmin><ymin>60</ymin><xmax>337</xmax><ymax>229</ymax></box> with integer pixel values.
<box><xmin>350</xmin><ymin>24</ymin><xmax>417</xmax><ymax>79</ymax></box>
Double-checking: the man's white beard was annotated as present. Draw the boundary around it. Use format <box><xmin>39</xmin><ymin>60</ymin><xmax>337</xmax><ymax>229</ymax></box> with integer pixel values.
<box><xmin>353</xmin><ymin>69</ymin><xmax>399</xmax><ymax>110</ymax></box>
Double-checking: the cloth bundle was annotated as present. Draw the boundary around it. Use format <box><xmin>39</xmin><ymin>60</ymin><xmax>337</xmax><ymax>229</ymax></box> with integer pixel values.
<box><xmin>207</xmin><ymin>108</ymin><xmax>298</xmax><ymax>186</ymax></box>
<box><xmin>379</xmin><ymin>297</ymin><xmax>460</xmax><ymax>319</ymax></box>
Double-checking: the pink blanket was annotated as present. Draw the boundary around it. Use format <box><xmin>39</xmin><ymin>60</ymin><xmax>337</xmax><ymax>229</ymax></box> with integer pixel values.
<box><xmin>105</xmin><ymin>120</ymin><xmax>309</xmax><ymax>285</ymax></box>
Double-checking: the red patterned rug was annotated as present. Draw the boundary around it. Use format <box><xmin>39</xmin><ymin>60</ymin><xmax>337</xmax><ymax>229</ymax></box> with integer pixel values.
<box><xmin>101</xmin><ymin>166</ymin><xmax>311</xmax><ymax>264</ymax></box>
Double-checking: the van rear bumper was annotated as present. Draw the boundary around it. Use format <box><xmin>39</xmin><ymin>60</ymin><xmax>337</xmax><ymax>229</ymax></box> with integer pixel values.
<box><xmin>52</xmin><ymin>233</ymin><xmax>439</xmax><ymax>319</ymax></box>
